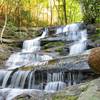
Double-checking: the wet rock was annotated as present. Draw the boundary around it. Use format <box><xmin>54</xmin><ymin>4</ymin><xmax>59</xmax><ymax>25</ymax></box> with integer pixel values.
<box><xmin>86</xmin><ymin>24</ymin><xmax>96</xmax><ymax>34</ymax></box>
<box><xmin>87</xmin><ymin>40</ymin><xmax>95</xmax><ymax>49</ymax></box>
<box><xmin>88</xmin><ymin>47</ymin><xmax>100</xmax><ymax>74</ymax></box>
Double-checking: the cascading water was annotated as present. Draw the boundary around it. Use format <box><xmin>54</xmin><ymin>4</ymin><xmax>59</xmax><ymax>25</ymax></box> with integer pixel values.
<box><xmin>0</xmin><ymin>28</ymin><xmax>54</xmax><ymax>99</ymax></box>
<box><xmin>56</xmin><ymin>23</ymin><xmax>87</xmax><ymax>55</ymax></box>
<box><xmin>44</xmin><ymin>81</ymin><xmax>66</xmax><ymax>92</ymax></box>
<box><xmin>44</xmin><ymin>23</ymin><xmax>88</xmax><ymax>92</ymax></box>
<box><xmin>0</xmin><ymin>23</ymin><xmax>89</xmax><ymax>99</ymax></box>
<box><xmin>0</xmin><ymin>70</ymin><xmax>37</xmax><ymax>89</ymax></box>
<box><xmin>6</xmin><ymin>28</ymin><xmax>52</xmax><ymax>69</ymax></box>
<box><xmin>56</xmin><ymin>23</ymin><xmax>82</xmax><ymax>41</ymax></box>
<box><xmin>47</xmin><ymin>72</ymin><xmax>64</xmax><ymax>82</ymax></box>
<box><xmin>0</xmin><ymin>70</ymin><xmax>7</xmax><ymax>87</ymax></box>
<box><xmin>69</xmin><ymin>29</ymin><xmax>87</xmax><ymax>55</ymax></box>
<box><xmin>22</xmin><ymin>28</ymin><xmax>48</xmax><ymax>53</ymax></box>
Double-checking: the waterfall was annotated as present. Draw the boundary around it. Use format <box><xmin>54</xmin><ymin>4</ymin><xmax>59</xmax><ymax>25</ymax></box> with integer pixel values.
<box><xmin>45</xmin><ymin>23</ymin><xmax>87</xmax><ymax>91</ymax></box>
<box><xmin>22</xmin><ymin>28</ymin><xmax>48</xmax><ymax>53</ymax></box>
<box><xmin>6</xmin><ymin>28</ymin><xmax>52</xmax><ymax>69</ymax></box>
<box><xmin>22</xmin><ymin>38</ymin><xmax>41</xmax><ymax>53</ymax></box>
<box><xmin>44</xmin><ymin>81</ymin><xmax>66</xmax><ymax>92</ymax></box>
<box><xmin>0</xmin><ymin>23</ymin><xmax>89</xmax><ymax>97</ymax></box>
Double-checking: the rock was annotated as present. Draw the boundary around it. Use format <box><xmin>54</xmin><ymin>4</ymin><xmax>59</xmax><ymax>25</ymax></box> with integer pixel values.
<box><xmin>78</xmin><ymin>78</ymin><xmax>100</xmax><ymax>100</ymax></box>
<box><xmin>87</xmin><ymin>24</ymin><xmax>96</xmax><ymax>34</ymax></box>
<box><xmin>88</xmin><ymin>47</ymin><xmax>100</xmax><ymax>74</ymax></box>
<box><xmin>16</xmin><ymin>27</ymin><xmax>28</xmax><ymax>32</ymax></box>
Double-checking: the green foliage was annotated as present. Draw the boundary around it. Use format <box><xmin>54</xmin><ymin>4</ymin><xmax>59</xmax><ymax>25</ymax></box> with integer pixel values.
<box><xmin>65</xmin><ymin>0</ymin><xmax>82</xmax><ymax>23</ymax></box>
<box><xmin>0</xmin><ymin>0</ymin><xmax>99</xmax><ymax>26</ymax></box>
<box><xmin>90</xmin><ymin>28</ymin><xmax>100</xmax><ymax>41</ymax></box>
<box><xmin>80</xmin><ymin>0</ymin><xmax>100</xmax><ymax>24</ymax></box>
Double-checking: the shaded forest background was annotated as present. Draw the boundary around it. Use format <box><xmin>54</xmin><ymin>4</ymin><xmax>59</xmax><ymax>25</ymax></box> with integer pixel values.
<box><xmin>0</xmin><ymin>0</ymin><xmax>100</xmax><ymax>28</ymax></box>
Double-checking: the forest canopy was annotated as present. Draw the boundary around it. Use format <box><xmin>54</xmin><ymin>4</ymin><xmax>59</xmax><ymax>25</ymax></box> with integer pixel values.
<box><xmin>0</xmin><ymin>0</ymin><xmax>100</xmax><ymax>27</ymax></box>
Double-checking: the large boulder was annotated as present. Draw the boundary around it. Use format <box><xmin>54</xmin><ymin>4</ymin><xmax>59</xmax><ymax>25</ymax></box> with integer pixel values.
<box><xmin>88</xmin><ymin>47</ymin><xmax>100</xmax><ymax>74</ymax></box>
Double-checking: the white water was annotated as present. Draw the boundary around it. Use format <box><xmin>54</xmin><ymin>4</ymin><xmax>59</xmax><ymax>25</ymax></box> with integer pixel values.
<box><xmin>56</xmin><ymin>23</ymin><xmax>87</xmax><ymax>55</ymax></box>
<box><xmin>22</xmin><ymin>38</ymin><xmax>41</xmax><ymax>53</ymax></box>
<box><xmin>69</xmin><ymin>30</ymin><xmax>87</xmax><ymax>55</ymax></box>
<box><xmin>56</xmin><ymin>23</ymin><xmax>81</xmax><ymax>41</ymax></box>
<box><xmin>2</xmin><ymin>71</ymin><xmax>13</xmax><ymax>88</ymax></box>
<box><xmin>22</xmin><ymin>28</ymin><xmax>48</xmax><ymax>53</ymax></box>
<box><xmin>0</xmin><ymin>70</ymin><xmax>7</xmax><ymax>86</ymax></box>
<box><xmin>47</xmin><ymin>72</ymin><xmax>64</xmax><ymax>82</ymax></box>
<box><xmin>6</xmin><ymin>28</ymin><xmax>52</xmax><ymax>69</ymax></box>
<box><xmin>44</xmin><ymin>81</ymin><xmax>66</xmax><ymax>92</ymax></box>
<box><xmin>1</xmin><ymin>70</ymin><xmax>36</xmax><ymax>89</ymax></box>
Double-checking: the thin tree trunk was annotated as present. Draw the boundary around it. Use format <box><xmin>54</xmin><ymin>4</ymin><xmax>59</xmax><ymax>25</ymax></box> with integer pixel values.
<box><xmin>53</xmin><ymin>0</ymin><xmax>62</xmax><ymax>25</ymax></box>
<box><xmin>0</xmin><ymin>12</ymin><xmax>7</xmax><ymax>43</ymax></box>
<box><xmin>50</xmin><ymin>1</ymin><xmax>53</xmax><ymax>25</ymax></box>
<box><xmin>62</xmin><ymin>0</ymin><xmax>67</xmax><ymax>24</ymax></box>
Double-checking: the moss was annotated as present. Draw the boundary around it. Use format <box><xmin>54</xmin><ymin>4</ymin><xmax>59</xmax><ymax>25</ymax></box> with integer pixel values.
<box><xmin>43</xmin><ymin>42</ymin><xmax>64</xmax><ymax>49</ymax></box>
<box><xmin>80</xmin><ymin>85</ymin><xmax>89</xmax><ymax>92</ymax></box>
<box><xmin>55</xmin><ymin>47</ymin><xmax>63</xmax><ymax>53</ymax></box>
<box><xmin>15</xmin><ymin>96</ymin><xmax>32</xmax><ymax>100</ymax></box>
<box><xmin>52</xmin><ymin>95</ymin><xmax>78</xmax><ymax>100</ymax></box>
<box><xmin>89</xmin><ymin>28</ymin><xmax>100</xmax><ymax>41</ymax></box>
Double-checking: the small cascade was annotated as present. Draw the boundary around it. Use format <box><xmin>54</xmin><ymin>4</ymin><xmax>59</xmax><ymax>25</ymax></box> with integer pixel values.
<box><xmin>56</xmin><ymin>23</ymin><xmax>87</xmax><ymax>55</ymax></box>
<box><xmin>69</xmin><ymin>30</ymin><xmax>87</xmax><ymax>55</ymax></box>
<box><xmin>56</xmin><ymin>23</ymin><xmax>82</xmax><ymax>41</ymax></box>
<box><xmin>47</xmin><ymin>72</ymin><xmax>64</xmax><ymax>82</ymax></box>
<box><xmin>44</xmin><ymin>81</ymin><xmax>66</xmax><ymax>92</ymax></box>
<box><xmin>0</xmin><ymin>70</ymin><xmax>37</xmax><ymax>89</ymax></box>
<box><xmin>6</xmin><ymin>28</ymin><xmax>52</xmax><ymax>69</ymax></box>
<box><xmin>22</xmin><ymin>38</ymin><xmax>41</xmax><ymax>53</ymax></box>
<box><xmin>22</xmin><ymin>28</ymin><xmax>48</xmax><ymax>53</ymax></box>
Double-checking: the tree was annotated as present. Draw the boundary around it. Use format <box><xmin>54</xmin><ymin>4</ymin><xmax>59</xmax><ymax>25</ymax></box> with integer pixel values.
<box><xmin>79</xmin><ymin>0</ymin><xmax>99</xmax><ymax>24</ymax></box>
<box><xmin>0</xmin><ymin>0</ymin><xmax>7</xmax><ymax>43</ymax></box>
<box><xmin>62</xmin><ymin>0</ymin><xmax>67</xmax><ymax>24</ymax></box>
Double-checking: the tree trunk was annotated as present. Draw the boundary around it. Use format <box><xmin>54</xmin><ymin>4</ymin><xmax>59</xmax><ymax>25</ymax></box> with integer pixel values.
<box><xmin>0</xmin><ymin>12</ymin><xmax>7</xmax><ymax>43</ymax></box>
<box><xmin>62</xmin><ymin>0</ymin><xmax>67</xmax><ymax>24</ymax></box>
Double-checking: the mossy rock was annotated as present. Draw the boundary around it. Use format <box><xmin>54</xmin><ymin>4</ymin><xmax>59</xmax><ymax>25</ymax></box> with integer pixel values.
<box><xmin>43</xmin><ymin>42</ymin><xmax>64</xmax><ymax>49</ymax></box>
<box><xmin>89</xmin><ymin>28</ymin><xmax>100</xmax><ymax>41</ymax></box>
<box><xmin>52</xmin><ymin>95</ymin><xmax>78</xmax><ymax>100</ymax></box>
